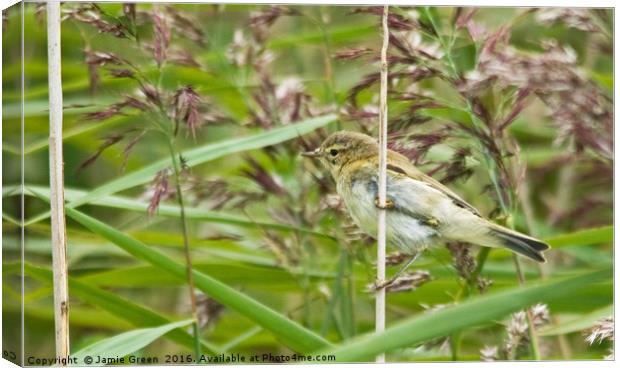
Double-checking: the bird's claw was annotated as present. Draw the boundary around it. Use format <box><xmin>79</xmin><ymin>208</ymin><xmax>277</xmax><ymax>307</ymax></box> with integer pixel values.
<box><xmin>375</xmin><ymin>197</ymin><xmax>395</xmax><ymax>209</ymax></box>
<box><xmin>373</xmin><ymin>278</ymin><xmax>394</xmax><ymax>291</ymax></box>
<box><xmin>385</xmin><ymin>251</ymin><xmax>409</xmax><ymax>266</ymax></box>
<box><xmin>423</xmin><ymin>217</ymin><xmax>441</xmax><ymax>228</ymax></box>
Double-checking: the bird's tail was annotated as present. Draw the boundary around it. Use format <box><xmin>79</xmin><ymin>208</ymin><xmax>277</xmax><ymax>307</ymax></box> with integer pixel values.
<box><xmin>488</xmin><ymin>224</ymin><xmax>550</xmax><ymax>263</ymax></box>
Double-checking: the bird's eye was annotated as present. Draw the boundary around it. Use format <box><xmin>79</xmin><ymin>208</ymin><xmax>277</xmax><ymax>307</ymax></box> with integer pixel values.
<box><xmin>329</xmin><ymin>149</ymin><xmax>339</xmax><ymax>157</ymax></box>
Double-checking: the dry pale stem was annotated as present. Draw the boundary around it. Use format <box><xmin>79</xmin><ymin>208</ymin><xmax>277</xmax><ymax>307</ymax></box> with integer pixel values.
<box><xmin>47</xmin><ymin>0</ymin><xmax>70</xmax><ymax>360</ymax></box>
<box><xmin>375</xmin><ymin>4</ymin><xmax>389</xmax><ymax>363</ymax></box>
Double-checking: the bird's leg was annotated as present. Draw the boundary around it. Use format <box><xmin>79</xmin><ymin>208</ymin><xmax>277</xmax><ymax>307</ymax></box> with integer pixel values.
<box><xmin>375</xmin><ymin>252</ymin><xmax>420</xmax><ymax>290</ymax></box>
<box><xmin>375</xmin><ymin>197</ymin><xmax>395</xmax><ymax>209</ymax></box>
<box><xmin>408</xmin><ymin>213</ymin><xmax>441</xmax><ymax>228</ymax></box>
<box><xmin>422</xmin><ymin>217</ymin><xmax>440</xmax><ymax>228</ymax></box>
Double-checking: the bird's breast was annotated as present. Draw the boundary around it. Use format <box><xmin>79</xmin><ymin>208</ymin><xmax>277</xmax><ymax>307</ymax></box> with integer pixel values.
<box><xmin>337</xmin><ymin>171</ymin><xmax>437</xmax><ymax>253</ymax></box>
<box><xmin>339</xmin><ymin>175</ymin><xmax>378</xmax><ymax>233</ymax></box>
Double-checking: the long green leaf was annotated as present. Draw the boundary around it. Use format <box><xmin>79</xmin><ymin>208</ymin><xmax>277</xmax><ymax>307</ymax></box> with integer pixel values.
<box><xmin>486</xmin><ymin>226</ymin><xmax>613</xmax><ymax>260</ymax></box>
<box><xmin>64</xmin><ymin>206</ymin><xmax>331</xmax><ymax>352</ymax></box>
<box><xmin>70</xmin><ymin>114</ymin><xmax>336</xmax><ymax>208</ymax></box>
<box><xmin>267</xmin><ymin>23</ymin><xmax>375</xmax><ymax>48</ymax></box>
<box><xmin>23</xmin><ymin>114</ymin><xmax>337</xmax><ymax>225</ymax></box>
<box><xmin>20</xmin><ymin>185</ymin><xmax>333</xmax><ymax>240</ymax></box>
<box><xmin>22</xmin><ymin>263</ymin><xmax>221</xmax><ymax>354</ymax></box>
<box><xmin>539</xmin><ymin>304</ymin><xmax>613</xmax><ymax>336</ymax></box>
<box><xmin>78</xmin><ymin>263</ymin><xmax>334</xmax><ymax>289</ymax></box>
<box><xmin>545</xmin><ymin>226</ymin><xmax>613</xmax><ymax>248</ymax></box>
<box><xmin>2</xmin><ymin>303</ymin><xmax>132</xmax><ymax>331</ymax></box>
<box><xmin>3</xmin><ymin>97</ymin><xmax>118</xmax><ymax>119</ymax></box>
<box><xmin>320</xmin><ymin>268</ymin><xmax>611</xmax><ymax>361</ymax></box>
<box><xmin>72</xmin><ymin>319</ymin><xmax>193</xmax><ymax>366</ymax></box>
<box><xmin>21</xmin><ymin>116</ymin><xmax>127</xmax><ymax>155</ymax></box>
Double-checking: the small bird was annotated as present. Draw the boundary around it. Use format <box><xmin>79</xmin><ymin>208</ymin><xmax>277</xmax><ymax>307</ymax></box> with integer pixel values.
<box><xmin>303</xmin><ymin>131</ymin><xmax>549</xmax><ymax>279</ymax></box>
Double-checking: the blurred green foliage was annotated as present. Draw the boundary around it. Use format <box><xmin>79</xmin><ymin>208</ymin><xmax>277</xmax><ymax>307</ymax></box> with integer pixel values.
<box><xmin>2</xmin><ymin>3</ymin><xmax>613</xmax><ymax>363</ymax></box>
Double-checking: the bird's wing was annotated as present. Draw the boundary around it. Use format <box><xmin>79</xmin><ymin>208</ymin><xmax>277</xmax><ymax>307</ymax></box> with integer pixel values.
<box><xmin>386</xmin><ymin>151</ymin><xmax>482</xmax><ymax>217</ymax></box>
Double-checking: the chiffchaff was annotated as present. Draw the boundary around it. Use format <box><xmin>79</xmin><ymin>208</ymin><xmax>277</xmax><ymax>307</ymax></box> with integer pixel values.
<box><xmin>303</xmin><ymin>131</ymin><xmax>549</xmax><ymax>266</ymax></box>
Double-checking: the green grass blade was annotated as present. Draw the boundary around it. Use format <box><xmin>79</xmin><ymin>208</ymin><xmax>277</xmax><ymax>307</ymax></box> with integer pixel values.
<box><xmin>320</xmin><ymin>268</ymin><xmax>611</xmax><ymax>361</ymax></box>
<box><xmin>23</xmin><ymin>114</ymin><xmax>337</xmax><ymax>225</ymax></box>
<box><xmin>22</xmin><ymin>116</ymin><xmax>127</xmax><ymax>155</ymax></box>
<box><xmin>23</xmin><ymin>263</ymin><xmax>221</xmax><ymax>354</ymax></box>
<box><xmin>21</xmin><ymin>185</ymin><xmax>333</xmax><ymax>240</ymax></box>
<box><xmin>3</xmin><ymin>97</ymin><xmax>117</xmax><ymax>119</ymax></box>
<box><xmin>69</xmin><ymin>114</ymin><xmax>337</xmax><ymax>208</ymax></box>
<box><xmin>219</xmin><ymin>326</ymin><xmax>263</xmax><ymax>352</ymax></box>
<box><xmin>545</xmin><ymin>226</ymin><xmax>613</xmax><ymax>248</ymax></box>
<box><xmin>64</xmin><ymin>206</ymin><xmax>332</xmax><ymax>352</ymax></box>
<box><xmin>2</xmin><ymin>302</ymin><xmax>133</xmax><ymax>331</ymax></box>
<box><xmin>2</xmin><ymin>185</ymin><xmax>20</xmax><ymax>198</ymax></box>
<box><xmin>72</xmin><ymin>319</ymin><xmax>194</xmax><ymax>366</ymax></box>
<box><xmin>2</xmin><ymin>213</ymin><xmax>21</xmax><ymax>226</ymax></box>
<box><xmin>77</xmin><ymin>263</ymin><xmax>333</xmax><ymax>289</ymax></box>
<box><xmin>267</xmin><ymin>23</ymin><xmax>375</xmax><ymax>48</ymax></box>
<box><xmin>486</xmin><ymin>226</ymin><xmax>613</xmax><ymax>260</ymax></box>
<box><xmin>539</xmin><ymin>304</ymin><xmax>613</xmax><ymax>336</ymax></box>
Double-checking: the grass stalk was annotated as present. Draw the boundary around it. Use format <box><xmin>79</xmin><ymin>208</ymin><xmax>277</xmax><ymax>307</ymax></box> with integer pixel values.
<box><xmin>47</xmin><ymin>1</ymin><xmax>70</xmax><ymax>360</ymax></box>
<box><xmin>512</xmin><ymin>254</ymin><xmax>541</xmax><ymax>359</ymax></box>
<box><xmin>518</xmin><ymin>156</ymin><xmax>572</xmax><ymax>359</ymax></box>
<box><xmin>320</xmin><ymin>249</ymin><xmax>348</xmax><ymax>338</ymax></box>
<box><xmin>450</xmin><ymin>247</ymin><xmax>491</xmax><ymax>360</ymax></box>
<box><xmin>375</xmin><ymin>5</ymin><xmax>389</xmax><ymax>363</ymax></box>
<box><xmin>166</xmin><ymin>138</ymin><xmax>202</xmax><ymax>358</ymax></box>
<box><xmin>424</xmin><ymin>6</ymin><xmax>543</xmax><ymax>359</ymax></box>
<box><xmin>423</xmin><ymin>8</ymin><xmax>500</xmax><ymax>360</ymax></box>
<box><xmin>318</xmin><ymin>6</ymin><xmax>337</xmax><ymax>106</ymax></box>
<box><xmin>343</xmin><ymin>253</ymin><xmax>356</xmax><ymax>337</ymax></box>
<box><xmin>493</xmin><ymin>176</ymin><xmax>542</xmax><ymax>361</ymax></box>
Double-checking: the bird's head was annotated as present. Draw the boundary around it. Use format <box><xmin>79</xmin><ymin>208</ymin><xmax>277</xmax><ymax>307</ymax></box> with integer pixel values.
<box><xmin>302</xmin><ymin>131</ymin><xmax>378</xmax><ymax>177</ymax></box>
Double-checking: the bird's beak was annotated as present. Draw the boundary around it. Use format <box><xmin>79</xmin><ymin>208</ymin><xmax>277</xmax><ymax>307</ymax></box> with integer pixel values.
<box><xmin>301</xmin><ymin>149</ymin><xmax>321</xmax><ymax>158</ymax></box>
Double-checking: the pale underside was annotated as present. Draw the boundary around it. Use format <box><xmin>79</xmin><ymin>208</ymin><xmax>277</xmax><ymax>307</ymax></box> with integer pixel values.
<box><xmin>337</xmin><ymin>170</ymin><xmax>496</xmax><ymax>254</ymax></box>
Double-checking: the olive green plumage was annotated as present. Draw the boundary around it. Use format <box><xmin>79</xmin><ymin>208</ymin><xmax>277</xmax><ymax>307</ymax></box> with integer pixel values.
<box><xmin>304</xmin><ymin>131</ymin><xmax>550</xmax><ymax>262</ymax></box>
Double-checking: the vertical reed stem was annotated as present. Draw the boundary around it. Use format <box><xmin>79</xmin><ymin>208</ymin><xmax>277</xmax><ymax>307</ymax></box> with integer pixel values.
<box><xmin>166</xmin><ymin>138</ymin><xmax>202</xmax><ymax>358</ymax></box>
<box><xmin>512</xmin><ymin>254</ymin><xmax>542</xmax><ymax>359</ymax></box>
<box><xmin>47</xmin><ymin>0</ymin><xmax>70</xmax><ymax>360</ymax></box>
<box><xmin>375</xmin><ymin>5</ymin><xmax>389</xmax><ymax>363</ymax></box>
<box><xmin>518</xmin><ymin>174</ymin><xmax>571</xmax><ymax>359</ymax></box>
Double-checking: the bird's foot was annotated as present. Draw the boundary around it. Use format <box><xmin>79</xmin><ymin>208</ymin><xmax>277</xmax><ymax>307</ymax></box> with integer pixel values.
<box><xmin>371</xmin><ymin>252</ymin><xmax>423</xmax><ymax>292</ymax></box>
<box><xmin>385</xmin><ymin>251</ymin><xmax>409</xmax><ymax>266</ymax></box>
<box><xmin>422</xmin><ymin>217</ymin><xmax>440</xmax><ymax>228</ymax></box>
<box><xmin>375</xmin><ymin>197</ymin><xmax>395</xmax><ymax>209</ymax></box>
<box><xmin>371</xmin><ymin>270</ymin><xmax>432</xmax><ymax>292</ymax></box>
<box><xmin>372</xmin><ymin>277</ymin><xmax>396</xmax><ymax>291</ymax></box>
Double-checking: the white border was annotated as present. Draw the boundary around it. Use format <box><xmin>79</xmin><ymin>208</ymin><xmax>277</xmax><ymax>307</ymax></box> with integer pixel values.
<box><xmin>0</xmin><ymin>1</ymin><xmax>616</xmax><ymax>368</ymax></box>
